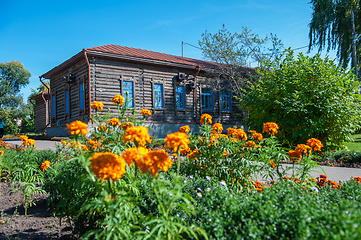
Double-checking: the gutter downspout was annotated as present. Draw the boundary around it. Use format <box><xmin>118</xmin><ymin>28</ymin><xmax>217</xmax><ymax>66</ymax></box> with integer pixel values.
<box><xmin>194</xmin><ymin>66</ymin><xmax>200</xmax><ymax>122</ymax></box>
<box><xmin>39</xmin><ymin>76</ymin><xmax>51</xmax><ymax>128</ymax></box>
<box><xmin>84</xmin><ymin>49</ymin><xmax>92</xmax><ymax>122</ymax></box>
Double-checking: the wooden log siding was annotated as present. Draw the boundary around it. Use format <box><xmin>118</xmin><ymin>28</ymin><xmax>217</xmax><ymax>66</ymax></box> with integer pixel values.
<box><xmin>32</xmin><ymin>95</ymin><xmax>48</xmax><ymax>133</ymax></box>
<box><xmin>49</xmin><ymin>60</ymin><xmax>89</xmax><ymax>126</ymax></box>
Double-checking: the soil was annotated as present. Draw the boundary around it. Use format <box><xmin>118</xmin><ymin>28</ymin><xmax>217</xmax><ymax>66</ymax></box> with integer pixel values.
<box><xmin>0</xmin><ymin>183</ymin><xmax>73</xmax><ymax>240</ymax></box>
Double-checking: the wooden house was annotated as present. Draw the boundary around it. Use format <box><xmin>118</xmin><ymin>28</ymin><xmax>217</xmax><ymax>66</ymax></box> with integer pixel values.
<box><xmin>30</xmin><ymin>91</ymin><xmax>49</xmax><ymax>133</ymax></box>
<box><xmin>38</xmin><ymin>44</ymin><xmax>253</xmax><ymax>137</ymax></box>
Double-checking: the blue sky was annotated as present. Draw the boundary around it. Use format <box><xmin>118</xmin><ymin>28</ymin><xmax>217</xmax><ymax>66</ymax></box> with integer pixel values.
<box><xmin>1</xmin><ymin>0</ymin><xmax>336</xmax><ymax>102</ymax></box>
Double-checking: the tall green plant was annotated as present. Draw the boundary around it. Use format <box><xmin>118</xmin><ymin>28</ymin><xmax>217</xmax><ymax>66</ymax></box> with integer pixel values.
<box><xmin>241</xmin><ymin>50</ymin><xmax>361</xmax><ymax>148</ymax></box>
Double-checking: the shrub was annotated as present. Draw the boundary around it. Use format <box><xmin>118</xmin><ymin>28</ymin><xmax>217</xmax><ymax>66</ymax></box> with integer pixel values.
<box><xmin>241</xmin><ymin>50</ymin><xmax>361</xmax><ymax>148</ymax></box>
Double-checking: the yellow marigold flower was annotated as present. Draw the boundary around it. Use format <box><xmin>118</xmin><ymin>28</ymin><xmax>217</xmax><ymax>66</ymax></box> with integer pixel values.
<box><xmin>112</xmin><ymin>95</ymin><xmax>124</xmax><ymax>106</ymax></box>
<box><xmin>223</xmin><ymin>150</ymin><xmax>229</xmax><ymax>156</ymax></box>
<box><xmin>98</xmin><ymin>124</ymin><xmax>108</xmax><ymax>133</ymax></box>
<box><xmin>230</xmin><ymin>137</ymin><xmax>238</xmax><ymax>143</ymax></box>
<box><xmin>108</xmin><ymin>118</ymin><xmax>120</xmax><ymax>127</ymax></box>
<box><xmin>61</xmin><ymin>141</ymin><xmax>67</xmax><ymax>145</ymax></box>
<box><xmin>306</xmin><ymin>138</ymin><xmax>324</xmax><ymax>151</ymax></box>
<box><xmin>140</xmin><ymin>109</ymin><xmax>152</xmax><ymax>116</ymax></box>
<box><xmin>122</xmin><ymin>146</ymin><xmax>149</xmax><ymax>167</ymax></box>
<box><xmin>81</xmin><ymin>145</ymin><xmax>89</xmax><ymax>151</ymax></box>
<box><xmin>23</xmin><ymin>138</ymin><xmax>35</xmax><ymax>146</ymax></box>
<box><xmin>121</xmin><ymin>121</ymin><xmax>134</xmax><ymax>130</ymax></box>
<box><xmin>19</xmin><ymin>135</ymin><xmax>28</xmax><ymax>141</ymax></box>
<box><xmin>165</xmin><ymin>132</ymin><xmax>190</xmax><ymax>152</ymax></box>
<box><xmin>295</xmin><ymin>144</ymin><xmax>312</xmax><ymax>156</ymax></box>
<box><xmin>227</xmin><ymin>127</ymin><xmax>237</xmax><ymax>136</ymax></box>
<box><xmin>41</xmin><ymin>160</ymin><xmax>51</xmax><ymax>171</ymax></box>
<box><xmin>67</xmin><ymin>120</ymin><xmax>88</xmax><ymax>137</ymax></box>
<box><xmin>211</xmin><ymin>123</ymin><xmax>223</xmax><ymax>134</ymax></box>
<box><xmin>0</xmin><ymin>150</ymin><xmax>4</xmax><ymax>156</ymax></box>
<box><xmin>179</xmin><ymin>125</ymin><xmax>190</xmax><ymax>133</ymax></box>
<box><xmin>91</xmin><ymin>101</ymin><xmax>104</xmax><ymax>112</ymax></box>
<box><xmin>269</xmin><ymin>160</ymin><xmax>276</xmax><ymax>169</ymax></box>
<box><xmin>263</xmin><ymin>122</ymin><xmax>279</xmax><ymax>135</ymax></box>
<box><xmin>142</xmin><ymin>149</ymin><xmax>173</xmax><ymax>178</ymax></box>
<box><xmin>249</xmin><ymin>130</ymin><xmax>256</xmax><ymax>134</ymax></box>
<box><xmin>90</xmin><ymin>152</ymin><xmax>126</xmax><ymax>181</ymax></box>
<box><xmin>200</xmin><ymin>113</ymin><xmax>212</xmax><ymax>125</ymax></box>
<box><xmin>123</xmin><ymin>126</ymin><xmax>152</xmax><ymax>146</ymax></box>
<box><xmin>288</xmin><ymin>150</ymin><xmax>302</xmax><ymax>162</ymax></box>
<box><xmin>236</xmin><ymin>128</ymin><xmax>247</xmax><ymax>141</ymax></box>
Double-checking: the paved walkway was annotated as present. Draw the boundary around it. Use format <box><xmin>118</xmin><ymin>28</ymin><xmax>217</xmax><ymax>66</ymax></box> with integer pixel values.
<box><xmin>3</xmin><ymin>139</ymin><xmax>361</xmax><ymax>182</ymax></box>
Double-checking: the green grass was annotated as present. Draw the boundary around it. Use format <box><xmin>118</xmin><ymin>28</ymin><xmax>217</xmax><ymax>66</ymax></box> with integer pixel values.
<box><xmin>345</xmin><ymin>133</ymin><xmax>361</xmax><ymax>152</ymax></box>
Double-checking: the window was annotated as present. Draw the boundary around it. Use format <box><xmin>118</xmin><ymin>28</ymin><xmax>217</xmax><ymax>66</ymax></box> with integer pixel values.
<box><xmin>51</xmin><ymin>91</ymin><xmax>56</xmax><ymax>119</ymax></box>
<box><xmin>220</xmin><ymin>90</ymin><xmax>231</xmax><ymax>111</ymax></box>
<box><xmin>154</xmin><ymin>83</ymin><xmax>164</xmax><ymax>108</ymax></box>
<box><xmin>65</xmin><ymin>87</ymin><xmax>70</xmax><ymax>115</ymax></box>
<box><xmin>201</xmin><ymin>88</ymin><xmax>213</xmax><ymax>110</ymax></box>
<box><xmin>176</xmin><ymin>85</ymin><xmax>185</xmax><ymax>109</ymax></box>
<box><xmin>123</xmin><ymin>80</ymin><xmax>134</xmax><ymax>107</ymax></box>
<box><xmin>79</xmin><ymin>81</ymin><xmax>84</xmax><ymax>110</ymax></box>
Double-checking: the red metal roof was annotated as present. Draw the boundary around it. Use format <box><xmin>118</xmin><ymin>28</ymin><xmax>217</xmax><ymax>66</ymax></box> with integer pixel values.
<box><xmin>85</xmin><ymin>44</ymin><xmax>219</xmax><ymax>68</ymax></box>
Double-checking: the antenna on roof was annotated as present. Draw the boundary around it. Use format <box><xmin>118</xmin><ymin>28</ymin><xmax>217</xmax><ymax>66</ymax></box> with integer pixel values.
<box><xmin>182</xmin><ymin>41</ymin><xmax>183</xmax><ymax>57</ymax></box>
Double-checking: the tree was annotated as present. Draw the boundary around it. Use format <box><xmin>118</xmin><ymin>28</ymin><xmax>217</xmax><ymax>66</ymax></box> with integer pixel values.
<box><xmin>199</xmin><ymin>25</ymin><xmax>283</xmax><ymax>99</ymax></box>
<box><xmin>0</xmin><ymin>60</ymin><xmax>31</xmax><ymax>109</ymax></box>
<box><xmin>308</xmin><ymin>0</ymin><xmax>360</xmax><ymax>72</ymax></box>
<box><xmin>241</xmin><ymin>50</ymin><xmax>361</xmax><ymax>148</ymax></box>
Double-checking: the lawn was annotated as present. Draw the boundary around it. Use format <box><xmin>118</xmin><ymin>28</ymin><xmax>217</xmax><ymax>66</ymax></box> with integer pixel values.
<box><xmin>345</xmin><ymin>133</ymin><xmax>361</xmax><ymax>151</ymax></box>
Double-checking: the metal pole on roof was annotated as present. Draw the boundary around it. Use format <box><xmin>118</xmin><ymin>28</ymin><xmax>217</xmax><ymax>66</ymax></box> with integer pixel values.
<box><xmin>182</xmin><ymin>41</ymin><xmax>184</xmax><ymax>57</ymax></box>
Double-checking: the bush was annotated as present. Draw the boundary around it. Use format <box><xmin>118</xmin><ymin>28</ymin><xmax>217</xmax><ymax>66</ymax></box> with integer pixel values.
<box><xmin>241</xmin><ymin>50</ymin><xmax>361</xmax><ymax>148</ymax></box>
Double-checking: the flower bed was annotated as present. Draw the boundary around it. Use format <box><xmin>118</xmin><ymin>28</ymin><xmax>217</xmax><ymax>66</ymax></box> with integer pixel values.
<box><xmin>1</xmin><ymin>95</ymin><xmax>361</xmax><ymax>239</ymax></box>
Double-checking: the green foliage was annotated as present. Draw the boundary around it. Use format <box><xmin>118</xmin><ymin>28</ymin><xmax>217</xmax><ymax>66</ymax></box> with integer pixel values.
<box><xmin>0</xmin><ymin>61</ymin><xmax>30</xmax><ymax>109</ymax></box>
<box><xmin>309</xmin><ymin>0</ymin><xmax>361</xmax><ymax>71</ymax></box>
<box><xmin>199</xmin><ymin>25</ymin><xmax>283</xmax><ymax>99</ymax></box>
<box><xmin>241</xmin><ymin>50</ymin><xmax>361</xmax><ymax>148</ymax></box>
<box><xmin>0</xmin><ymin>108</ymin><xmax>20</xmax><ymax>135</ymax></box>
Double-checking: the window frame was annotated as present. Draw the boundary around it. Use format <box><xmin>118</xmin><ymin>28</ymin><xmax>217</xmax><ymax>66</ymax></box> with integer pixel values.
<box><xmin>175</xmin><ymin>85</ymin><xmax>186</xmax><ymax>110</ymax></box>
<box><xmin>219</xmin><ymin>90</ymin><xmax>232</xmax><ymax>111</ymax></box>
<box><xmin>122</xmin><ymin>80</ymin><xmax>135</xmax><ymax>108</ymax></box>
<box><xmin>78</xmin><ymin>78</ymin><xmax>85</xmax><ymax>113</ymax></box>
<box><xmin>51</xmin><ymin>90</ymin><xmax>57</xmax><ymax>121</ymax></box>
<box><xmin>201</xmin><ymin>88</ymin><xmax>214</xmax><ymax>111</ymax></box>
<box><xmin>153</xmin><ymin>83</ymin><xmax>164</xmax><ymax>109</ymax></box>
<box><xmin>64</xmin><ymin>84</ymin><xmax>70</xmax><ymax>118</ymax></box>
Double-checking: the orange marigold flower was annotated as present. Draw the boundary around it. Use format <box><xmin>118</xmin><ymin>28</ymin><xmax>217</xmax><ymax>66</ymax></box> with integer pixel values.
<box><xmin>295</xmin><ymin>144</ymin><xmax>312</xmax><ymax>156</ymax></box>
<box><xmin>320</xmin><ymin>174</ymin><xmax>327</xmax><ymax>179</ymax></box>
<box><xmin>200</xmin><ymin>113</ymin><xmax>212</xmax><ymax>125</ymax></box>
<box><xmin>230</xmin><ymin>137</ymin><xmax>237</xmax><ymax>143</ymax></box>
<box><xmin>123</xmin><ymin>126</ymin><xmax>152</xmax><ymax>146</ymax></box>
<box><xmin>122</xmin><ymin>121</ymin><xmax>134</xmax><ymax>130</ymax></box>
<box><xmin>306</xmin><ymin>138</ymin><xmax>324</xmax><ymax>151</ymax></box>
<box><xmin>112</xmin><ymin>95</ymin><xmax>124</xmax><ymax>106</ymax></box>
<box><xmin>269</xmin><ymin>160</ymin><xmax>276</xmax><ymax>169</ymax></box>
<box><xmin>354</xmin><ymin>176</ymin><xmax>361</xmax><ymax>182</ymax></box>
<box><xmin>122</xmin><ymin>146</ymin><xmax>149</xmax><ymax>167</ymax></box>
<box><xmin>179</xmin><ymin>125</ymin><xmax>190</xmax><ymax>133</ymax></box>
<box><xmin>91</xmin><ymin>101</ymin><xmax>104</xmax><ymax>111</ymax></box>
<box><xmin>211</xmin><ymin>123</ymin><xmax>223</xmax><ymax>134</ymax></box>
<box><xmin>108</xmin><ymin>118</ymin><xmax>121</xmax><ymax>127</ymax></box>
<box><xmin>19</xmin><ymin>135</ymin><xmax>28</xmax><ymax>141</ymax></box>
<box><xmin>288</xmin><ymin>150</ymin><xmax>302</xmax><ymax>162</ymax></box>
<box><xmin>223</xmin><ymin>150</ymin><xmax>229</xmax><ymax>156</ymax></box>
<box><xmin>227</xmin><ymin>127</ymin><xmax>237</xmax><ymax>136</ymax></box>
<box><xmin>164</xmin><ymin>132</ymin><xmax>190</xmax><ymax>152</ymax></box>
<box><xmin>236</xmin><ymin>128</ymin><xmax>248</xmax><ymax>141</ymax></box>
<box><xmin>66</xmin><ymin>120</ymin><xmax>88</xmax><ymax>137</ymax></box>
<box><xmin>179</xmin><ymin>147</ymin><xmax>191</xmax><ymax>155</ymax></box>
<box><xmin>90</xmin><ymin>152</ymin><xmax>126</xmax><ymax>181</ymax></box>
<box><xmin>41</xmin><ymin>160</ymin><xmax>51</xmax><ymax>171</ymax></box>
<box><xmin>244</xmin><ymin>141</ymin><xmax>256</xmax><ymax>149</ymax></box>
<box><xmin>140</xmin><ymin>109</ymin><xmax>152</xmax><ymax>116</ymax></box>
<box><xmin>187</xmin><ymin>149</ymin><xmax>199</xmax><ymax>159</ymax></box>
<box><xmin>263</xmin><ymin>122</ymin><xmax>279</xmax><ymax>135</ymax></box>
<box><xmin>98</xmin><ymin>124</ymin><xmax>108</xmax><ymax>133</ymax></box>
<box><xmin>142</xmin><ymin>149</ymin><xmax>173</xmax><ymax>178</ymax></box>
<box><xmin>252</xmin><ymin>132</ymin><xmax>263</xmax><ymax>141</ymax></box>
<box><xmin>328</xmin><ymin>180</ymin><xmax>339</xmax><ymax>189</ymax></box>
<box><xmin>0</xmin><ymin>150</ymin><xmax>4</xmax><ymax>156</ymax></box>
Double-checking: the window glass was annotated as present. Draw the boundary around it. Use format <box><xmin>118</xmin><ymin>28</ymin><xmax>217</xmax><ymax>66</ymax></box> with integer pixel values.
<box><xmin>176</xmin><ymin>85</ymin><xmax>185</xmax><ymax>109</ymax></box>
<box><xmin>79</xmin><ymin>82</ymin><xmax>84</xmax><ymax>110</ymax></box>
<box><xmin>201</xmin><ymin>88</ymin><xmax>213</xmax><ymax>110</ymax></box>
<box><xmin>220</xmin><ymin>90</ymin><xmax>231</xmax><ymax>111</ymax></box>
<box><xmin>52</xmin><ymin>94</ymin><xmax>56</xmax><ymax>118</ymax></box>
<box><xmin>65</xmin><ymin>89</ymin><xmax>70</xmax><ymax>114</ymax></box>
<box><xmin>123</xmin><ymin>81</ymin><xmax>134</xmax><ymax>107</ymax></box>
<box><xmin>154</xmin><ymin>83</ymin><xmax>163</xmax><ymax>108</ymax></box>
